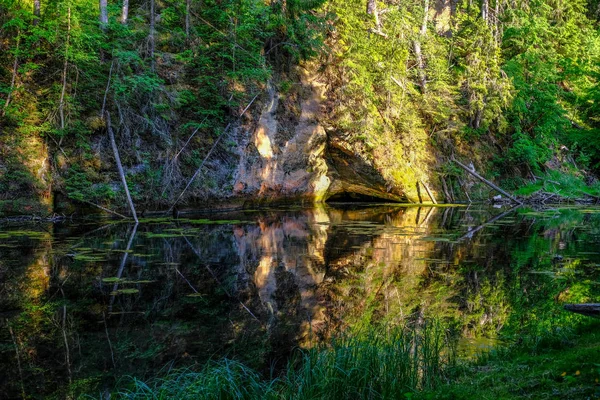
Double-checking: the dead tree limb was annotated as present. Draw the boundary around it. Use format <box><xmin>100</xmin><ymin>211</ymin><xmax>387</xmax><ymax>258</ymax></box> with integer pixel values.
<box><xmin>106</xmin><ymin>112</ymin><xmax>139</xmax><ymax>222</ymax></box>
<box><xmin>453</xmin><ymin>157</ymin><xmax>523</xmax><ymax>205</ymax></box>
<box><xmin>420</xmin><ymin>181</ymin><xmax>437</xmax><ymax>204</ymax></box>
<box><xmin>458</xmin><ymin>177</ymin><xmax>472</xmax><ymax>203</ymax></box>
<box><xmin>416</xmin><ymin>182</ymin><xmax>423</xmax><ymax>203</ymax></box>
<box><xmin>166</xmin><ymin>124</ymin><xmax>229</xmax><ymax>214</ymax></box>
<box><xmin>80</xmin><ymin>199</ymin><xmax>127</xmax><ymax>219</ymax></box>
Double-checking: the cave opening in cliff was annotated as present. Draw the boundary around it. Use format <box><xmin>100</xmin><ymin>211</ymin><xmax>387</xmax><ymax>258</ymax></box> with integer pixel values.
<box><xmin>326</xmin><ymin>192</ymin><xmax>391</xmax><ymax>203</ymax></box>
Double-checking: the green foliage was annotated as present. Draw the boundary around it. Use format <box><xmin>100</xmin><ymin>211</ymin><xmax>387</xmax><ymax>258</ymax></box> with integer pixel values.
<box><xmin>113</xmin><ymin>322</ymin><xmax>454</xmax><ymax>399</ymax></box>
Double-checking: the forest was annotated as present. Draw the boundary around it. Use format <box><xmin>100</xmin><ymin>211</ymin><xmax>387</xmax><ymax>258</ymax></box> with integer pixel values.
<box><xmin>1</xmin><ymin>0</ymin><xmax>600</xmax><ymax>216</ymax></box>
<box><xmin>1</xmin><ymin>1</ymin><xmax>600</xmax><ymax>399</ymax></box>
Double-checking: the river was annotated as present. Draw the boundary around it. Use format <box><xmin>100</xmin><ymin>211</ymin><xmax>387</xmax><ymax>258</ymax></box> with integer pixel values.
<box><xmin>1</xmin><ymin>204</ymin><xmax>599</xmax><ymax>398</ymax></box>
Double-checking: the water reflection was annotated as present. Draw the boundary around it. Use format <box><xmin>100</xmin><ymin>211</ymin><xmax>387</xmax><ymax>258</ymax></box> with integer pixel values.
<box><xmin>1</xmin><ymin>205</ymin><xmax>599</xmax><ymax>398</ymax></box>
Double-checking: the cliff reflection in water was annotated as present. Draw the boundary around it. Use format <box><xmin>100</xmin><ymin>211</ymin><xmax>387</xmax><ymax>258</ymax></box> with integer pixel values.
<box><xmin>2</xmin><ymin>204</ymin><xmax>599</xmax><ymax>398</ymax></box>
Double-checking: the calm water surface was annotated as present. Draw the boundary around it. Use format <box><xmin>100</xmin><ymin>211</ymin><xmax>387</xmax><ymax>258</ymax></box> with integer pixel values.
<box><xmin>1</xmin><ymin>204</ymin><xmax>599</xmax><ymax>398</ymax></box>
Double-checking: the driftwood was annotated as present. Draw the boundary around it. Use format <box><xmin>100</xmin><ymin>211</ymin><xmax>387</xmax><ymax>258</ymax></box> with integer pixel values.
<box><xmin>564</xmin><ymin>303</ymin><xmax>600</xmax><ymax>317</ymax></box>
<box><xmin>453</xmin><ymin>157</ymin><xmax>523</xmax><ymax>205</ymax></box>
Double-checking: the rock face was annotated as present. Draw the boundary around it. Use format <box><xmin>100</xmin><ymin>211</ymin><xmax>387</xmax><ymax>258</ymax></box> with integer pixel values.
<box><xmin>233</xmin><ymin>66</ymin><xmax>418</xmax><ymax>205</ymax></box>
<box><xmin>234</xmin><ymin>69</ymin><xmax>331</xmax><ymax>203</ymax></box>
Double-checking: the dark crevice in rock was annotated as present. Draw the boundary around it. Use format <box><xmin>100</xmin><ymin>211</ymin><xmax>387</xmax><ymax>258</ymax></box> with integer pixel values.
<box><xmin>325</xmin><ymin>191</ymin><xmax>393</xmax><ymax>203</ymax></box>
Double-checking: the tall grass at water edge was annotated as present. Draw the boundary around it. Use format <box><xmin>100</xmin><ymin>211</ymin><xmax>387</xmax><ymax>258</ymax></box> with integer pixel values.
<box><xmin>112</xmin><ymin>320</ymin><xmax>454</xmax><ymax>400</ymax></box>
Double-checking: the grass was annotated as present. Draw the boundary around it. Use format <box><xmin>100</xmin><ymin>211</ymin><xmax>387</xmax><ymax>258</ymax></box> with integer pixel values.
<box><xmin>513</xmin><ymin>169</ymin><xmax>600</xmax><ymax>201</ymax></box>
<box><xmin>103</xmin><ymin>320</ymin><xmax>600</xmax><ymax>399</ymax></box>
<box><xmin>419</xmin><ymin>321</ymin><xmax>600</xmax><ymax>400</ymax></box>
<box><xmin>109</xmin><ymin>321</ymin><xmax>454</xmax><ymax>400</ymax></box>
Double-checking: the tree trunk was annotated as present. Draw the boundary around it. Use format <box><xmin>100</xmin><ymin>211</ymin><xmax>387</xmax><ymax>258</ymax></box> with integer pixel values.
<box><xmin>1</xmin><ymin>32</ymin><xmax>19</xmax><ymax>117</ymax></box>
<box><xmin>413</xmin><ymin>0</ymin><xmax>429</xmax><ymax>94</ymax></box>
<box><xmin>149</xmin><ymin>0</ymin><xmax>155</xmax><ymax>69</ymax></box>
<box><xmin>494</xmin><ymin>0</ymin><xmax>501</xmax><ymax>43</ymax></box>
<box><xmin>99</xmin><ymin>0</ymin><xmax>108</xmax><ymax>28</ymax></box>
<box><xmin>59</xmin><ymin>7</ymin><xmax>71</xmax><ymax>130</ymax></box>
<box><xmin>185</xmin><ymin>0</ymin><xmax>190</xmax><ymax>37</ymax></box>
<box><xmin>106</xmin><ymin>112</ymin><xmax>139</xmax><ymax>222</ymax></box>
<box><xmin>121</xmin><ymin>0</ymin><xmax>129</xmax><ymax>24</ymax></box>
<box><xmin>481</xmin><ymin>0</ymin><xmax>488</xmax><ymax>21</ymax></box>
<box><xmin>33</xmin><ymin>0</ymin><xmax>41</xmax><ymax>26</ymax></box>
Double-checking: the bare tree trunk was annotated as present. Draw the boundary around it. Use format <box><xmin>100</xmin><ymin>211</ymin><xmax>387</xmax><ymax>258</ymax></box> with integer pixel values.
<box><xmin>59</xmin><ymin>7</ymin><xmax>71</xmax><ymax>130</ymax></box>
<box><xmin>413</xmin><ymin>0</ymin><xmax>429</xmax><ymax>94</ymax></box>
<box><xmin>441</xmin><ymin>176</ymin><xmax>452</xmax><ymax>203</ymax></box>
<box><xmin>121</xmin><ymin>0</ymin><xmax>129</xmax><ymax>24</ymax></box>
<box><xmin>106</xmin><ymin>112</ymin><xmax>139</xmax><ymax>222</ymax></box>
<box><xmin>1</xmin><ymin>32</ymin><xmax>19</xmax><ymax>117</ymax></box>
<box><xmin>185</xmin><ymin>0</ymin><xmax>190</xmax><ymax>37</ymax></box>
<box><xmin>481</xmin><ymin>0</ymin><xmax>488</xmax><ymax>21</ymax></box>
<box><xmin>149</xmin><ymin>0</ymin><xmax>155</xmax><ymax>69</ymax></box>
<box><xmin>99</xmin><ymin>0</ymin><xmax>108</xmax><ymax>27</ymax></box>
<box><xmin>494</xmin><ymin>0</ymin><xmax>501</xmax><ymax>43</ymax></box>
<box><xmin>33</xmin><ymin>0</ymin><xmax>41</xmax><ymax>25</ymax></box>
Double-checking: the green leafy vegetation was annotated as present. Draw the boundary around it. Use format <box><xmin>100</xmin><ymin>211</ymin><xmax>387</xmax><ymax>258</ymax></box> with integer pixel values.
<box><xmin>1</xmin><ymin>0</ymin><xmax>600</xmax><ymax>213</ymax></box>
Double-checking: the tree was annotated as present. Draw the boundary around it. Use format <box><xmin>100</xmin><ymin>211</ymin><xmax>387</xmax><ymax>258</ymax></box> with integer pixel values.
<box><xmin>122</xmin><ymin>0</ymin><xmax>128</xmax><ymax>24</ymax></box>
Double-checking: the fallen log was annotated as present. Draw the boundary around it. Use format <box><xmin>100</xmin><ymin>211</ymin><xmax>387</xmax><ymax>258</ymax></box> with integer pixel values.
<box><xmin>564</xmin><ymin>303</ymin><xmax>600</xmax><ymax>317</ymax></box>
<box><xmin>452</xmin><ymin>157</ymin><xmax>523</xmax><ymax>205</ymax></box>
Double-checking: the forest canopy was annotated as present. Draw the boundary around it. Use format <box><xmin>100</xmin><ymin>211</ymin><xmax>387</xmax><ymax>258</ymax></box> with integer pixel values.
<box><xmin>0</xmin><ymin>0</ymin><xmax>599</xmax><ymax>212</ymax></box>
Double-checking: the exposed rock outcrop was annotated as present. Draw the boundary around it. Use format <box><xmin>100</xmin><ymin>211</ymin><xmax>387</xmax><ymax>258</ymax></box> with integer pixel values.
<box><xmin>232</xmin><ymin>65</ymin><xmax>433</xmax><ymax>205</ymax></box>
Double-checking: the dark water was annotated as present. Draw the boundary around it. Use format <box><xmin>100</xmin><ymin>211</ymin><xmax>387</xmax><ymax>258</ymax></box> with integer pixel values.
<box><xmin>1</xmin><ymin>204</ymin><xmax>599</xmax><ymax>398</ymax></box>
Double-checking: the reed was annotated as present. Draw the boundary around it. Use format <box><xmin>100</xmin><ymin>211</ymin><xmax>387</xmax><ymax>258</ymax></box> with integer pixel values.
<box><xmin>114</xmin><ymin>320</ymin><xmax>454</xmax><ymax>400</ymax></box>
